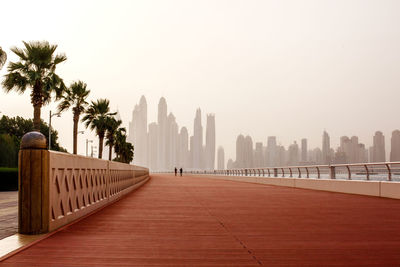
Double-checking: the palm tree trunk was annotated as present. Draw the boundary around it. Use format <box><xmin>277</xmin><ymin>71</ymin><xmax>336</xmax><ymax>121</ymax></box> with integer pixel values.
<box><xmin>33</xmin><ymin>104</ymin><xmax>41</xmax><ymax>131</ymax></box>
<box><xmin>109</xmin><ymin>144</ymin><xmax>113</xmax><ymax>161</ymax></box>
<box><xmin>73</xmin><ymin>113</ymin><xmax>79</xmax><ymax>154</ymax></box>
<box><xmin>98</xmin><ymin>133</ymin><xmax>104</xmax><ymax>159</ymax></box>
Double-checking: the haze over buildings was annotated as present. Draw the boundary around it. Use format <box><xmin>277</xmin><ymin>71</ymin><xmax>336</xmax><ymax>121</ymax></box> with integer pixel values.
<box><xmin>129</xmin><ymin>96</ymin><xmax>217</xmax><ymax>171</ymax></box>
<box><xmin>1</xmin><ymin>1</ymin><xmax>400</xmax><ymax>162</ymax></box>
<box><xmin>228</xmin><ymin>130</ymin><xmax>400</xmax><ymax>169</ymax></box>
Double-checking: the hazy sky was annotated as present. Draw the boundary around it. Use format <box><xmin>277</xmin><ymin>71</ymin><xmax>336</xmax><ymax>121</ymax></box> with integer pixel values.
<box><xmin>1</xmin><ymin>0</ymin><xmax>400</xmax><ymax>161</ymax></box>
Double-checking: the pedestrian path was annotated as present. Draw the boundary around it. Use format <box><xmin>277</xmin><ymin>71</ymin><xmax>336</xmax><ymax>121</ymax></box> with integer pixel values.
<box><xmin>0</xmin><ymin>192</ymin><xmax>17</xmax><ymax>240</ymax></box>
<box><xmin>2</xmin><ymin>174</ymin><xmax>400</xmax><ymax>266</ymax></box>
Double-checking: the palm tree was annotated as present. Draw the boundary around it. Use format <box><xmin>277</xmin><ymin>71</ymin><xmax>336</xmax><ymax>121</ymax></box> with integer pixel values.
<box><xmin>105</xmin><ymin>117</ymin><xmax>122</xmax><ymax>160</ymax></box>
<box><xmin>2</xmin><ymin>41</ymin><xmax>67</xmax><ymax>130</ymax></box>
<box><xmin>58</xmin><ymin>81</ymin><xmax>90</xmax><ymax>154</ymax></box>
<box><xmin>82</xmin><ymin>99</ymin><xmax>116</xmax><ymax>159</ymax></box>
<box><xmin>0</xmin><ymin>47</ymin><xmax>7</xmax><ymax>70</ymax></box>
<box><xmin>114</xmin><ymin>127</ymin><xmax>134</xmax><ymax>163</ymax></box>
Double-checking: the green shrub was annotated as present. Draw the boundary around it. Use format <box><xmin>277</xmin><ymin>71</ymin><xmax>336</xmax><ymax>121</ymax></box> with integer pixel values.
<box><xmin>0</xmin><ymin>167</ymin><xmax>18</xmax><ymax>191</ymax></box>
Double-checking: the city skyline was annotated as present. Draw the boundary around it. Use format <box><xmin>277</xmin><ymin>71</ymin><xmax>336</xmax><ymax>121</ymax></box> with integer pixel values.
<box><xmin>1</xmin><ymin>0</ymin><xmax>400</xmax><ymax>163</ymax></box>
<box><xmin>228</xmin><ymin>130</ymin><xmax>400</xmax><ymax>169</ymax></box>
<box><xmin>128</xmin><ymin>96</ymin><xmax>216</xmax><ymax>171</ymax></box>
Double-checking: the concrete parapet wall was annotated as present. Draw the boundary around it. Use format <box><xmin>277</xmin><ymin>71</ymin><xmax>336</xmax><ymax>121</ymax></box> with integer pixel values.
<box><xmin>19</xmin><ymin>148</ymin><xmax>150</xmax><ymax>234</ymax></box>
<box><xmin>191</xmin><ymin>174</ymin><xmax>400</xmax><ymax>199</ymax></box>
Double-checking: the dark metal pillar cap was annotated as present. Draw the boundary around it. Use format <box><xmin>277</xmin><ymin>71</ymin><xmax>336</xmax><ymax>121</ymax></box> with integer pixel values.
<box><xmin>20</xmin><ymin>131</ymin><xmax>47</xmax><ymax>150</ymax></box>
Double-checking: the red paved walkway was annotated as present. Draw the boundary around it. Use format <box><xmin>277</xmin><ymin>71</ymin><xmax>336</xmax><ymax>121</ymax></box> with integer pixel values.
<box><xmin>2</xmin><ymin>174</ymin><xmax>400</xmax><ymax>266</ymax></box>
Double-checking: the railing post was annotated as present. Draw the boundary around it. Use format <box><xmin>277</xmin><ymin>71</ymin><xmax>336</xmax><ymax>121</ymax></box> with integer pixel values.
<box><xmin>385</xmin><ymin>164</ymin><xmax>391</xmax><ymax>181</ymax></box>
<box><xmin>346</xmin><ymin>165</ymin><xmax>351</xmax><ymax>180</ymax></box>
<box><xmin>19</xmin><ymin>132</ymin><xmax>49</xmax><ymax>234</ymax></box>
<box><xmin>273</xmin><ymin>168</ymin><xmax>278</xmax><ymax>177</ymax></box>
<box><xmin>364</xmin><ymin>165</ymin><xmax>370</xmax><ymax>180</ymax></box>
<box><xmin>330</xmin><ymin>166</ymin><xmax>336</xmax><ymax>179</ymax></box>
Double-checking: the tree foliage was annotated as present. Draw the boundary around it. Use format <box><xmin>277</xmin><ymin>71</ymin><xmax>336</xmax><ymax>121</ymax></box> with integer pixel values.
<box><xmin>0</xmin><ymin>115</ymin><xmax>67</xmax><ymax>167</ymax></box>
<box><xmin>82</xmin><ymin>99</ymin><xmax>116</xmax><ymax>159</ymax></box>
<box><xmin>0</xmin><ymin>46</ymin><xmax>7</xmax><ymax>70</ymax></box>
<box><xmin>2</xmin><ymin>41</ymin><xmax>67</xmax><ymax>130</ymax></box>
<box><xmin>58</xmin><ymin>80</ymin><xmax>90</xmax><ymax>154</ymax></box>
<box><xmin>114</xmin><ymin>127</ymin><xmax>134</xmax><ymax>163</ymax></box>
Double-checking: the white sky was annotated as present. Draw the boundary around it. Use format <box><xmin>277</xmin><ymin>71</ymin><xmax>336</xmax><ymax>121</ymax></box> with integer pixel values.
<box><xmin>1</xmin><ymin>0</ymin><xmax>400</xmax><ymax>161</ymax></box>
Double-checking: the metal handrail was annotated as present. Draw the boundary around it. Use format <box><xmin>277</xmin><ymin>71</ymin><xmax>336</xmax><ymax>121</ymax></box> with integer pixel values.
<box><xmin>202</xmin><ymin>161</ymin><xmax>400</xmax><ymax>181</ymax></box>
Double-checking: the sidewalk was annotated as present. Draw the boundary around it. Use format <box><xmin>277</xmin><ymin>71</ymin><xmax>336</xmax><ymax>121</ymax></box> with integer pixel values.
<box><xmin>2</xmin><ymin>174</ymin><xmax>400</xmax><ymax>266</ymax></box>
<box><xmin>0</xmin><ymin>191</ymin><xmax>17</xmax><ymax>240</ymax></box>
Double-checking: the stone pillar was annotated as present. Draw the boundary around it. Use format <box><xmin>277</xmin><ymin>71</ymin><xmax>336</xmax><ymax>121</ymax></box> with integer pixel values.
<box><xmin>330</xmin><ymin>166</ymin><xmax>336</xmax><ymax>180</ymax></box>
<box><xmin>19</xmin><ymin>131</ymin><xmax>49</xmax><ymax>234</ymax></box>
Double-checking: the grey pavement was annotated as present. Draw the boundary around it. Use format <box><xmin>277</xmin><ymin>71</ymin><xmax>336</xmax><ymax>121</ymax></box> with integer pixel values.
<box><xmin>0</xmin><ymin>191</ymin><xmax>17</xmax><ymax>240</ymax></box>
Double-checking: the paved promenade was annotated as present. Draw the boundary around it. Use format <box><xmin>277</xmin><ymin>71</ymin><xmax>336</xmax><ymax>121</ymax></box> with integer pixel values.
<box><xmin>0</xmin><ymin>192</ymin><xmax>17</xmax><ymax>240</ymax></box>
<box><xmin>2</xmin><ymin>174</ymin><xmax>400</xmax><ymax>266</ymax></box>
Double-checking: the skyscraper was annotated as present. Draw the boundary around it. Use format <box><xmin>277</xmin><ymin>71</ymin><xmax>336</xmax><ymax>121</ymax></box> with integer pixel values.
<box><xmin>372</xmin><ymin>131</ymin><xmax>385</xmax><ymax>162</ymax></box>
<box><xmin>254</xmin><ymin>142</ymin><xmax>264</xmax><ymax>167</ymax></box>
<box><xmin>322</xmin><ymin>131</ymin><xmax>331</xmax><ymax>164</ymax></box>
<box><xmin>205</xmin><ymin>114</ymin><xmax>216</xmax><ymax>170</ymax></box>
<box><xmin>157</xmin><ymin>97</ymin><xmax>167</xmax><ymax>170</ymax></box>
<box><xmin>217</xmin><ymin>146</ymin><xmax>225</xmax><ymax>170</ymax></box>
<box><xmin>235</xmin><ymin>134</ymin><xmax>245</xmax><ymax>168</ymax></box>
<box><xmin>287</xmin><ymin>141</ymin><xmax>299</xmax><ymax>166</ymax></box>
<box><xmin>301</xmin><ymin>138</ymin><xmax>307</xmax><ymax>163</ymax></box>
<box><xmin>166</xmin><ymin>113</ymin><xmax>178</xmax><ymax>169</ymax></box>
<box><xmin>128</xmin><ymin>95</ymin><xmax>147</xmax><ymax>166</ymax></box>
<box><xmin>147</xmin><ymin>122</ymin><xmax>158</xmax><ymax>170</ymax></box>
<box><xmin>266</xmin><ymin>136</ymin><xmax>277</xmax><ymax>167</ymax></box>
<box><xmin>193</xmin><ymin>108</ymin><xmax>203</xmax><ymax>169</ymax></box>
<box><xmin>178</xmin><ymin>127</ymin><xmax>189</xmax><ymax>168</ymax></box>
<box><xmin>390</xmin><ymin>130</ymin><xmax>400</xmax><ymax>161</ymax></box>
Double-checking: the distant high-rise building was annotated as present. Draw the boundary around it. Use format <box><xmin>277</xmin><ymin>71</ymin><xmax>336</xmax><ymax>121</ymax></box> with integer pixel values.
<box><xmin>217</xmin><ymin>147</ymin><xmax>225</xmax><ymax>169</ymax></box>
<box><xmin>235</xmin><ymin>134</ymin><xmax>245</xmax><ymax>168</ymax></box>
<box><xmin>301</xmin><ymin>138</ymin><xmax>307</xmax><ymax>163</ymax></box>
<box><xmin>227</xmin><ymin>159</ymin><xmax>234</xmax><ymax>169</ymax></box>
<box><xmin>244</xmin><ymin>136</ymin><xmax>254</xmax><ymax>167</ymax></box>
<box><xmin>372</xmin><ymin>131</ymin><xmax>385</xmax><ymax>162</ymax></box>
<box><xmin>128</xmin><ymin>95</ymin><xmax>147</xmax><ymax>166</ymax></box>
<box><xmin>178</xmin><ymin>127</ymin><xmax>189</xmax><ymax>168</ymax></box>
<box><xmin>266</xmin><ymin>136</ymin><xmax>277</xmax><ymax>167</ymax></box>
<box><xmin>337</xmin><ymin>135</ymin><xmax>367</xmax><ymax>163</ymax></box>
<box><xmin>322</xmin><ymin>131</ymin><xmax>331</xmax><ymax>164</ymax></box>
<box><xmin>166</xmin><ymin>113</ymin><xmax>178</xmax><ymax>169</ymax></box>
<box><xmin>157</xmin><ymin>97</ymin><xmax>167</xmax><ymax>170</ymax></box>
<box><xmin>390</xmin><ymin>130</ymin><xmax>400</xmax><ymax>161</ymax></box>
<box><xmin>193</xmin><ymin>108</ymin><xmax>203</xmax><ymax>169</ymax></box>
<box><xmin>254</xmin><ymin>142</ymin><xmax>264</xmax><ymax>167</ymax></box>
<box><xmin>147</xmin><ymin>122</ymin><xmax>158</xmax><ymax>170</ymax></box>
<box><xmin>205</xmin><ymin>114</ymin><xmax>216</xmax><ymax>170</ymax></box>
<box><xmin>287</xmin><ymin>141</ymin><xmax>299</xmax><ymax>166</ymax></box>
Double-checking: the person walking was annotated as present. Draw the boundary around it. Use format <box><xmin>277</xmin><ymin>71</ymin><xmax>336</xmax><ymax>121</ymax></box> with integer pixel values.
<box><xmin>174</xmin><ymin>167</ymin><xmax>177</xmax><ymax>176</ymax></box>
<box><xmin>179</xmin><ymin>168</ymin><xmax>183</xmax><ymax>176</ymax></box>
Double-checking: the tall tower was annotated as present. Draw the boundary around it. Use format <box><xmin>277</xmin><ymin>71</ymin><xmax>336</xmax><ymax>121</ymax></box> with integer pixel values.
<box><xmin>372</xmin><ymin>131</ymin><xmax>385</xmax><ymax>162</ymax></box>
<box><xmin>236</xmin><ymin>134</ymin><xmax>245</xmax><ymax>168</ymax></box>
<box><xmin>137</xmin><ymin>96</ymin><xmax>148</xmax><ymax>166</ymax></box>
<box><xmin>322</xmin><ymin>131</ymin><xmax>331</xmax><ymax>164</ymax></box>
<box><xmin>301</xmin><ymin>138</ymin><xmax>307</xmax><ymax>163</ymax></box>
<box><xmin>244</xmin><ymin>136</ymin><xmax>254</xmax><ymax>167</ymax></box>
<box><xmin>266</xmin><ymin>136</ymin><xmax>277</xmax><ymax>167</ymax></box>
<box><xmin>390</xmin><ymin>130</ymin><xmax>400</xmax><ymax>161</ymax></box>
<box><xmin>217</xmin><ymin>146</ymin><xmax>225</xmax><ymax>169</ymax></box>
<box><xmin>205</xmin><ymin>114</ymin><xmax>216</xmax><ymax>170</ymax></box>
<box><xmin>193</xmin><ymin>108</ymin><xmax>203</xmax><ymax>169</ymax></box>
<box><xmin>166</xmin><ymin>113</ymin><xmax>178</xmax><ymax>169</ymax></box>
<box><xmin>254</xmin><ymin>142</ymin><xmax>264</xmax><ymax>167</ymax></box>
<box><xmin>178</xmin><ymin>127</ymin><xmax>189</xmax><ymax>168</ymax></box>
<box><xmin>157</xmin><ymin>97</ymin><xmax>167</xmax><ymax>170</ymax></box>
<box><xmin>147</xmin><ymin>122</ymin><xmax>158</xmax><ymax>170</ymax></box>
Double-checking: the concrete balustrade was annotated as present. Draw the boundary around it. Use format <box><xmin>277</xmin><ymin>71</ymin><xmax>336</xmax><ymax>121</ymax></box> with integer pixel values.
<box><xmin>19</xmin><ymin>132</ymin><xmax>149</xmax><ymax>234</ymax></box>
